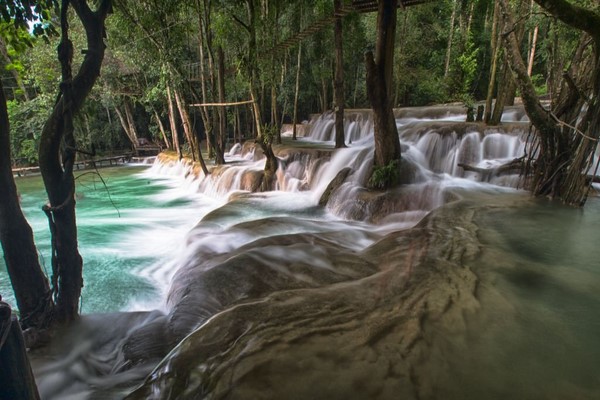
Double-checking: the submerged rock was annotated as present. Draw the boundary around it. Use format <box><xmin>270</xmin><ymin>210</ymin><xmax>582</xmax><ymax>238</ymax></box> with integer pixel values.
<box><xmin>127</xmin><ymin>201</ymin><xmax>482</xmax><ymax>399</ymax></box>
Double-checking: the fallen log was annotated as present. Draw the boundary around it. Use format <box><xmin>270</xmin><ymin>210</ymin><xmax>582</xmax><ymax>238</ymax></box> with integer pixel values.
<box><xmin>458</xmin><ymin>157</ymin><xmax>524</xmax><ymax>181</ymax></box>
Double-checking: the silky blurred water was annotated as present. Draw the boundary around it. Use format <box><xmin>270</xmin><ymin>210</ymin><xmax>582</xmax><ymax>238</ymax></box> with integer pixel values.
<box><xmin>0</xmin><ymin>165</ymin><xmax>221</xmax><ymax>313</ymax></box>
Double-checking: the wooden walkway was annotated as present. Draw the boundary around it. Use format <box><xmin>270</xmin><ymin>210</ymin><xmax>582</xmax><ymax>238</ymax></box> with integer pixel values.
<box><xmin>270</xmin><ymin>0</ymin><xmax>433</xmax><ymax>55</ymax></box>
<box><xmin>12</xmin><ymin>154</ymin><xmax>134</xmax><ymax>177</ymax></box>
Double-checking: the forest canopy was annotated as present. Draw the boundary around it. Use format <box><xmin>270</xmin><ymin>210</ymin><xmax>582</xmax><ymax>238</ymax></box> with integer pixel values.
<box><xmin>2</xmin><ymin>0</ymin><xmax>588</xmax><ymax>166</ymax></box>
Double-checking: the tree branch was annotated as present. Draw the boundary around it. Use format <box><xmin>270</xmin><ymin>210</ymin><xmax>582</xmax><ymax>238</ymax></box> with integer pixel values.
<box><xmin>499</xmin><ymin>0</ymin><xmax>558</xmax><ymax>136</ymax></box>
<box><xmin>70</xmin><ymin>0</ymin><xmax>93</xmax><ymax>23</ymax></box>
<box><xmin>228</xmin><ymin>11</ymin><xmax>250</xmax><ymax>33</ymax></box>
<box><xmin>534</xmin><ymin>0</ymin><xmax>600</xmax><ymax>38</ymax></box>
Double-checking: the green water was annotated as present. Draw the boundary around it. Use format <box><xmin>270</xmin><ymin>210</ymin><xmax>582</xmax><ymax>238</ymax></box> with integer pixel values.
<box><xmin>0</xmin><ymin>166</ymin><xmax>214</xmax><ymax>313</ymax></box>
<box><xmin>438</xmin><ymin>196</ymin><xmax>600</xmax><ymax>399</ymax></box>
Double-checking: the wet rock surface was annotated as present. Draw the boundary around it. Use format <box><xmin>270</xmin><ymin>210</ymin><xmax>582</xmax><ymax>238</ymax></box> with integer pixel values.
<box><xmin>128</xmin><ymin>200</ymin><xmax>482</xmax><ymax>399</ymax></box>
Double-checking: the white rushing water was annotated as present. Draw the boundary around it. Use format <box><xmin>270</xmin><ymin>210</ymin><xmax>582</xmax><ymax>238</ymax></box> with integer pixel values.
<box><xmin>26</xmin><ymin>105</ymin><xmax>600</xmax><ymax>400</ymax></box>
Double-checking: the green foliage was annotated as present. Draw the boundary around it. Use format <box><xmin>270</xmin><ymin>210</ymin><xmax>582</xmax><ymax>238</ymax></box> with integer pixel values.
<box><xmin>261</xmin><ymin>124</ymin><xmax>278</xmax><ymax>145</ymax></box>
<box><xmin>369</xmin><ymin>160</ymin><xmax>400</xmax><ymax>190</ymax></box>
<box><xmin>456</xmin><ymin>32</ymin><xmax>479</xmax><ymax>96</ymax></box>
<box><xmin>0</xmin><ymin>0</ymin><xmax>57</xmax><ymax>40</ymax></box>
<box><xmin>6</xmin><ymin>94</ymin><xmax>52</xmax><ymax>165</ymax></box>
<box><xmin>531</xmin><ymin>73</ymin><xmax>547</xmax><ymax>96</ymax></box>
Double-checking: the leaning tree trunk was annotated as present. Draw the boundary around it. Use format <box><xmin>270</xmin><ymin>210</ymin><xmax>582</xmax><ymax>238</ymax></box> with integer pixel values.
<box><xmin>38</xmin><ymin>0</ymin><xmax>112</xmax><ymax>324</ymax></box>
<box><xmin>114</xmin><ymin>104</ymin><xmax>137</xmax><ymax>150</ymax></box>
<box><xmin>366</xmin><ymin>0</ymin><xmax>401</xmax><ymax>181</ymax></box>
<box><xmin>153</xmin><ymin>108</ymin><xmax>171</xmax><ymax>149</ymax></box>
<box><xmin>174</xmin><ymin>88</ymin><xmax>197</xmax><ymax>162</ymax></box>
<box><xmin>0</xmin><ymin>81</ymin><xmax>54</xmax><ymax>331</ymax></box>
<box><xmin>166</xmin><ymin>84</ymin><xmax>182</xmax><ymax>159</ymax></box>
<box><xmin>174</xmin><ymin>89</ymin><xmax>209</xmax><ymax>176</ymax></box>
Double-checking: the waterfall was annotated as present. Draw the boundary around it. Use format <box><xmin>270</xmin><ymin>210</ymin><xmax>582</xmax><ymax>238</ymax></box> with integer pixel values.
<box><xmin>29</xmin><ymin>105</ymin><xmax>600</xmax><ymax>399</ymax></box>
<box><xmin>148</xmin><ymin>108</ymin><xmax>529</xmax><ymax>225</ymax></box>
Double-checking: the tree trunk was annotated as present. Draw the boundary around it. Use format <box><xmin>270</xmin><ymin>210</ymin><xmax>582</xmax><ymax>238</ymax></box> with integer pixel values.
<box><xmin>235</xmin><ymin>104</ymin><xmax>242</xmax><ymax>143</ymax></box>
<box><xmin>174</xmin><ymin>89</ymin><xmax>196</xmax><ymax>161</ymax></box>
<box><xmin>272</xmin><ymin>85</ymin><xmax>281</xmax><ymax>144</ymax></box>
<box><xmin>175</xmin><ymin>89</ymin><xmax>210</xmax><ymax>176</ymax></box>
<box><xmin>292</xmin><ymin>43</ymin><xmax>302</xmax><ymax>141</ymax></box>
<box><xmin>114</xmin><ymin>106</ymin><xmax>136</xmax><ymax>149</ymax></box>
<box><xmin>153</xmin><ymin>108</ymin><xmax>171</xmax><ymax>149</ymax></box>
<box><xmin>321</xmin><ymin>70</ymin><xmax>328</xmax><ymax>113</ymax></box>
<box><xmin>484</xmin><ymin>0</ymin><xmax>501</xmax><ymax>124</ymax></box>
<box><xmin>166</xmin><ymin>85</ymin><xmax>182</xmax><ymax>159</ymax></box>
<box><xmin>216</xmin><ymin>46</ymin><xmax>227</xmax><ymax>162</ymax></box>
<box><xmin>124</xmin><ymin>99</ymin><xmax>139</xmax><ymax>146</ymax></box>
<box><xmin>0</xmin><ymin>81</ymin><xmax>53</xmax><ymax>331</ymax></box>
<box><xmin>334</xmin><ymin>0</ymin><xmax>346</xmax><ymax>148</ymax></box>
<box><xmin>444</xmin><ymin>0</ymin><xmax>458</xmax><ymax>78</ymax></box>
<box><xmin>366</xmin><ymin>0</ymin><xmax>401</xmax><ymax>177</ymax></box>
<box><xmin>196</xmin><ymin>1</ymin><xmax>218</xmax><ymax>160</ymax></box>
<box><xmin>38</xmin><ymin>0</ymin><xmax>112</xmax><ymax>324</ymax></box>
<box><xmin>490</xmin><ymin>0</ymin><xmax>528</xmax><ymax>123</ymax></box>
<box><xmin>527</xmin><ymin>24</ymin><xmax>539</xmax><ymax>76</ymax></box>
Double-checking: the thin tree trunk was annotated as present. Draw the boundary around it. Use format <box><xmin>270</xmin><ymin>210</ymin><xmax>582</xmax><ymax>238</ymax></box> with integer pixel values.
<box><xmin>174</xmin><ymin>89</ymin><xmax>209</xmax><ymax>175</ymax></box>
<box><xmin>292</xmin><ymin>43</ymin><xmax>302</xmax><ymax>140</ymax></box>
<box><xmin>153</xmin><ymin>108</ymin><xmax>171</xmax><ymax>149</ymax></box>
<box><xmin>485</xmin><ymin>0</ymin><xmax>501</xmax><ymax>124</ymax></box>
<box><xmin>216</xmin><ymin>46</ymin><xmax>226</xmax><ymax>163</ymax></box>
<box><xmin>527</xmin><ymin>25</ymin><xmax>539</xmax><ymax>76</ymax></box>
<box><xmin>114</xmin><ymin>106</ymin><xmax>136</xmax><ymax>148</ymax></box>
<box><xmin>321</xmin><ymin>72</ymin><xmax>328</xmax><ymax>113</ymax></box>
<box><xmin>272</xmin><ymin>85</ymin><xmax>281</xmax><ymax>144</ymax></box>
<box><xmin>124</xmin><ymin>99</ymin><xmax>139</xmax><ymax>146</ymax></box>
<box><xmin>198</xmin><ymin>0</ymin><xmax>215</xmax><ymax>159</ymax></box>
<box><xmin>235</xmin><ymin>104</ymin><xmax>242</xmax><ymax>143</ymax></box>
<box><xmin>444</xmin><ymin>0</ymin><xmax>458</xmax><ymax>78</ymax></box>
<box><xmin>353</xmin><ymin>65</ymin><xmax>360</xmax><ymax>107</ymax></box>
<box><xmin>174</xmin><ymin>89</ymin><xmax>197</xmax><ymax>162</ymax></box>
<box><xmin>334</xmin><ymin>0</ymin><xmax>346</xmax><ymax>148</ymax></box>
<box><xmin>166</xmin><ymin>85</ymin><xmax>182</xmax><ymax>159</ymax></box>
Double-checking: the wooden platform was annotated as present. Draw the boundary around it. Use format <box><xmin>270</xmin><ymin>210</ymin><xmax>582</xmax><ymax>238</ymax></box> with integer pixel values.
<box><xmin>12</xmin><ymin>154</ymin><xmax>133</xmax><ymax>177</ymax></box>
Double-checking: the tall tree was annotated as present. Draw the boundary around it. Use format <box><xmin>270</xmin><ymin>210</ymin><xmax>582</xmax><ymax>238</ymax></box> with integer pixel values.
<box><xmin>38</xmin><ymin>0</ymin><xmax>112</xmax><ymax>323</ymax></box>
<box><xmin>0</xmin><ymin>1</ymin><xmax>56</xmax><ymax>332</ymax></box>
<box><xmin>366</xmin><ymin>0</ymin><xmax>401</xmax><ymax>187</ymax></box>
<box><xmin>333</xmin><ymin>0</ymin><xmax>346</xmax><ymax>148</ymax></box>
<box><xmin>499</xmin><ymin>0</ymin><xmax>600</xmax><ymax>205</ymax></box>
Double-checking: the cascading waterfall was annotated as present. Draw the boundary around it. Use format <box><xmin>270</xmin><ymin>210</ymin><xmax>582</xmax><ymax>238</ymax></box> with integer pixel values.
<box><xmin>27</xmin><ymin>105</ymin><xmax>600</xmax><ymax>400</ymax></box>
